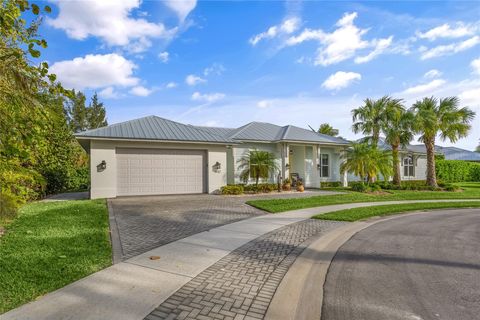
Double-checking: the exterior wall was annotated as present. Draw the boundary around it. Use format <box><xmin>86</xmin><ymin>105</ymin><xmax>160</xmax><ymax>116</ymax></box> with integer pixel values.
<box><xmin>88</xmin><ymin>139</ymin><xmax>227</xmax><ymax>199</ymax></box>
<box><xmin>318</xmin><ymin>146</ymin><xmax>343</xmax><ymax>184</ymax></box>
<box><xmin>401</xmin><ymin>154</ymin><xmax>427</xmax><ymax>180</ymax></box>
<box><xmin>230</xmin><ymin>142</ymin><xmax>282</xmax><ymax>184</ymax></box>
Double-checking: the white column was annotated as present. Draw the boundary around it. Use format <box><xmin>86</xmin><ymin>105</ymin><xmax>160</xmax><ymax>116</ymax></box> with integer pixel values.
<box><xmin>281</xmin><ymin>143</ymin><xmax>290</xmax><ymax>181</ymax></box>
<box><xmin>317</xmin><ymin>145</ymin><xmax>321</xmax><ymax>188</ymax></box>
<box><xmin>341</xmin><ymin>148</ymin><xmax>348</xmax><ymax>187</ymax></box>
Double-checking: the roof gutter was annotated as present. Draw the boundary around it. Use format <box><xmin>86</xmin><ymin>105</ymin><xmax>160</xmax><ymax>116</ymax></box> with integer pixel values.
<box><xmin>74</xmin><ymin>136</ymin><xmax>239</xmax><ymax>146</ymax></box>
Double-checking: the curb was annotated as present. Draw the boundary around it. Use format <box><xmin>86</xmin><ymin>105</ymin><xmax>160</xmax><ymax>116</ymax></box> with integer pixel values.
<box><xmin>107</xmin><ymin>199</ymin><xmax>123</xmax><ymax>264</ymax></box>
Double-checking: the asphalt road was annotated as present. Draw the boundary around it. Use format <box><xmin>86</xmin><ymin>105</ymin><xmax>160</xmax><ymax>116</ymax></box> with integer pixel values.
<box><xmin>322</xmin><ymin>208</ymin><xmax>480</xmax><ymax>320</ymax></box>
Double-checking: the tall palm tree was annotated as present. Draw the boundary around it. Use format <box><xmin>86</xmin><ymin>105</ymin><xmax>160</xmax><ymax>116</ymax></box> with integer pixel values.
<box><xmin>352</xmin><ymin>96</ymin><xmax>390</xmax><ymax>147</ymax></box>
<box><xmin>410</xmin><ymin>97</ymin><xmax>475</xmax><ymax>187</ymax></box>
<box><xmin>237</xmin><ymin>150</ymin><xmax>278</xmax><ymax>186</ymax></box>
<box><xmin>382</xmin><ymin>99</ymin><xmax>414</xmax><ymax>186</ymax></box>
<box><xmin>340</xmin><ymin>142</ymin><xmax>392</xmax><ymax>183</ymax></box>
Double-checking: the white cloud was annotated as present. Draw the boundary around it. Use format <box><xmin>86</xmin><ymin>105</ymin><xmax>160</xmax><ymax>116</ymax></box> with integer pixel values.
<box><xmin>191</xmin><ymin>92</ymin><xmax>225</xmax><ymax>103</ymax></box>
<box><xmin>129</xmin><ymin>86</ymin><xmax>153</xmax><ymax>97</ymax></box>
<box><xmin>185</xmin><ymin>74</ymin><xmax>206</xmax><ymax>86</ymax></box>
<box><xmin>417</xmin><ymin>23</ymin><xmax>477</xmax><ymax>41</ymax></box>
<box><xmin>47</xmin><ymin>0</ymin><xmax>175</xmax><ymax>52</ymax></box>
<box><xmin>257</xmin><ymin>100</ymin><xmax>275</xmax><ymax>108</ymax></box>
<box><xmin>424</xmin><ymin>69</ymin><xmax>442</xmax><ymax>79</ymax></box>
<box><xmin>402</xmin><ymin>79</ymin><xmax>446</xmax><ymax>95</ymax></box>
<box><xmin>420</xmin><ymin>36</ymin><xmax>480</xmax><ymax>60</ymax></box>
<box><xmin>163</xmin><ymin>0</ymin><xmax>197</xmax><ymax>22</ymax></box>
<box><xmin>158</xmin><ymin>51</ymin><xmax>169</xmax><ymax>63</ymax></box>
<box><xmin>249</xmin><ymin>17</ymin><xmax>300</xmax><ymax>45</ymax></box>
<box><xmin>203</xmin><ymin>63</ymin><xmax>225</xmax><ymax>76</ymax></box>
<box><xmin>471</xmin><ymin>57</ymin><xmax>480</xmax><ymax>75</ymax></box>
<box><xmin>285</xmin><ymin>12</ymin><xmax>392</xmax><ymax>66</ymax></box>
<box><xmin>322</xmin><ymin>71</ymin><xmax>361</xmax><ymax>90</ymax></box>
<box><xmin>98</xmin><ymin>87</ymin><xmax>119</xmax><ymax>99</ymax></box>
<box><xmin>459</xmin><ymin>87</ymin><xmax>480</xmax><ymax>105</ymax></box>
<box><xmin>354</xmin><ymin>36</ymin><xmax>393</xmax><ymax>64</ymax></box>
<box><xmin>50</xmin><ymin>53</ymin><xmax>139</xmax><ymax>90</ymax></box>
<box><xmin>166</xmin><ymin>82</ymin><xmax>178</xmax><ymax>88</ymax></box>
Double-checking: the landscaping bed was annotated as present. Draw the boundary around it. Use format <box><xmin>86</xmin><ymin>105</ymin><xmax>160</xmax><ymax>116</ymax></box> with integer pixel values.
<box><xmin>0</xmin><ymin>200</ymin><xmax>111</xmax><ymax>314</ymax></box>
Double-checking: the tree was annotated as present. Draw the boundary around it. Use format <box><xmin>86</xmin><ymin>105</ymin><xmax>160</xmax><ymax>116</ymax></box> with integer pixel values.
<box><xmin>352</xmin><ymin>96</ymin><xmax>390</xmax><ymax>147</ymax></box>
<box><xmin>340</xmin><ymin>142</ymin><xmax>392</xmax><ymax>183</ymax></box>
<box><xmin>410</xmin><ymin>97</ymin><xmax>475</xmax><ymax>187</ymax></box>
<box><xmin>382</xmin><ymin>99</ymin><xmax>414</xmax><ymax>186</ymax></box>
<box><xmin>318</xmin><ymin>123</ymin><xmax>339</xmax><ymax>136</ymax></box>
<box><xmin>65</xmin><ymin>90</ymin><xmax>88</xmax><ymax>132</ymax></box>
<box><xmin>237</xmin><ymin>150</ymin><xmax>278</xmax><ymax>186</ymax></box>
<box><xmin>86</xmin><ymin>93</ymin><xmax>108</xmax><ymax>129</ymax></box>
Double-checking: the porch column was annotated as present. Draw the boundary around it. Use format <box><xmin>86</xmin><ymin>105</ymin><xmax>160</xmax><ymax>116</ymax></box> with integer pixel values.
<box><xmin>317</xmin><ymin>145</ymin><xmax>321</xmax><ymax>188</ymax></box>
<box><xmin>281</xmin><ymin>143</ymin><xmax>290</xmax><ymax>181</ymax></box>
<box><xmin>341</xmin><ymin>148</ymin><xmax>348</xmax><ymax>187</ymax></box>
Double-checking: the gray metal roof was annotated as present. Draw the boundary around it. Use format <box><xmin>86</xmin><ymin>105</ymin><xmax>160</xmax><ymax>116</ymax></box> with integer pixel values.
<box><xmin>75</xmin><ymin>116</ymin><xmax>236</xmax><ymax>143</ymax></box>
<box><xmin>227</xmin><ymin>122</ymin><xmax>349</xmax><ymax>145</ymax></box>
<box><xmin>75</xmin><ymin>116</ymin><xmax>350</xmax><ymax>145</ymax></box>
<box><xmin>435</xmin><ymin>146</ymin><xmax>480</xmax><ymax>161</ymax></box>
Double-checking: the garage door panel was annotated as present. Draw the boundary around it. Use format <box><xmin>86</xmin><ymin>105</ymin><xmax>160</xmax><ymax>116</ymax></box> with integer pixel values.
<box><xmin>117</xmin><ymin>148</ymin><xmax>206</xmax><ymax>196</ymax></box>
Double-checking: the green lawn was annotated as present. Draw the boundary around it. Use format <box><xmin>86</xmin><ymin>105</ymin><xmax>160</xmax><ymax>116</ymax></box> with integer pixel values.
<box><xmin>313</xmin><ymin>201</ymin><xmax>480</xmax><ymax>221</ymax></box>
<box><xmin>0</xmin><ymin>200</ymin><xmax>111</xmax><ymax>314</ymax></box>
<box><xmin>247</xmin><ymin>182</ymin><xmax>480</xmax><ymax>213</ymax></box>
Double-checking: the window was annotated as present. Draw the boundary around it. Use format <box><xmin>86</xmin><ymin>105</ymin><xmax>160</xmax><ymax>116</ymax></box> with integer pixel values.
<box><xmin>320</xmin><ymin>154</ymin><xmax>329</xmax><ymax>177</ymax></box>
<box><xmin>403</xmin><ymin>155</ymin><xmax>415</xmax><ymax>177</ymax></box>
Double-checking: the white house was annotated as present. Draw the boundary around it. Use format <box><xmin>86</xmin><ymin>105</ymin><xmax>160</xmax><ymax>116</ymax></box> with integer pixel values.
<box><xmin>75</xmin><ymin>116</ymin><xmax>428</xmax><ymax>199</ymax></box>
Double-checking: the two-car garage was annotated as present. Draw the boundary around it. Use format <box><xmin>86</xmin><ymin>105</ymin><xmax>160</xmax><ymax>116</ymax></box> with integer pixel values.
<box><xmin>116</xmin><ymin>148</ymin><xmax>207</xmax><ymax>196</ymax></box>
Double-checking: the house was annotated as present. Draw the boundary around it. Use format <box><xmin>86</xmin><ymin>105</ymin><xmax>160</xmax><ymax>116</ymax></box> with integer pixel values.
<box><xmin>75</xmin><ymin>116</ymin><xmax>350</xmax><ymax>199</ymax></box>
<box><xmin>434</xmin><ymin>146</ymin><xmax>480</xmax><ymax>162</ymax></box>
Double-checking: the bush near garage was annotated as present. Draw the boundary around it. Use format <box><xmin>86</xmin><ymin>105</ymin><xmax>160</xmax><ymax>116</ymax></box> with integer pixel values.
<box><xmin>435</xmin><ymin>160</ymin><xmax>480</xmax><ymax>182</ymax></box>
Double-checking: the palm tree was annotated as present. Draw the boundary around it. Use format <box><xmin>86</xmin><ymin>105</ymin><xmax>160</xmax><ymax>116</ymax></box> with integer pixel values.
<box><xmin>382</xmin><ymin>99</ymin><xmax>414</xmax><ymax>186</ymax></box>
<box><xmin>410</xmin><ymin>97</ymin><xmax>475</xmax><ymax>187</ymax></box>
<box><xmin>352</xmin><ymin>96</ymin><xmax>390</xmax><ymax>147</ymax></box>
<box><xmin>318</xmin><ymin>123</ymin><xmax>339</xmax><ymax>137</ymax></box>
<box><xmin>340</xmin><ymin>142</ymin><xmax>392</xmax><ymax>183</ymax></box>
<box><xmin>237</xmin><ymin>150</ymin><xmax>278</xmax><ymax>186</ymax></box>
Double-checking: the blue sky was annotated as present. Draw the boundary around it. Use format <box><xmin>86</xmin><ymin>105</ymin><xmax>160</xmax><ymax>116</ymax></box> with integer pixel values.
<box><xmin>37</xmin><ymin>0</ymin><xmax>480</xmax><ymax>149</ymax></box>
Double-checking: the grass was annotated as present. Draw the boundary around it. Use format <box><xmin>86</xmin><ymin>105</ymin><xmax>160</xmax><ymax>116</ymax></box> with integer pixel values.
<box><xmin>247</xmin><ymin>182</ymin><xmax>480</xmax><ymax>213</ymax></box>
<box><xmin>0</xmin><ymin>200</ymin><xmax>111</xmax><ymax>314</ymax></box>
<box><xmin>313</xmin><ymin>201</ymin><xmax>480</xmax><ymax>221</ymax></box>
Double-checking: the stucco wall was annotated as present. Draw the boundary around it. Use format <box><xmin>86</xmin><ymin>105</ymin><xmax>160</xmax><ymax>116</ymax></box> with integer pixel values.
<box><xmin>88</xmin><ymin>139</ymin><xmax>227</xmax><ymax>199</ymax></box>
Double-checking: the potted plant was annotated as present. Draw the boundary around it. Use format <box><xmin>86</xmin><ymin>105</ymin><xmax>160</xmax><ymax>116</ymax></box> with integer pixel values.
<box><xmin>282</xmin><ymin>178</ymin><xmax>291</xmax><ymax>191</ymax></box>
<box><xmin>296</xmin><ymin>180</ymin><xmax>304</xmax><ymax>192</ymax></box>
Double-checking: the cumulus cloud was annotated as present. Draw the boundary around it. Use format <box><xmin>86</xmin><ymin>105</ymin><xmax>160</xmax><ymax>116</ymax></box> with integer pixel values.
<box><xmin>420</xmin><ymin>36</ymin><xmax>480</xmax><ymax>60</ymax></box>
<box><xmin>166</xmin><ymin>82</ymin><xmax>178</xmax><ymax>88</ymax></box>
<box><xmin>203</xmin><ymin>63</ymin><xmax>225</xmax><ymax>76</ymax></box>
<box><xmin>185</xmin><ymin>74</ymin><xmax>206</xmax><ymax>86</ymax></box>
<box><xmin>98</xmin><ymin>87</ymin><xmax>119</xmax><ymax>99</ymax></box>
<box><xmin>158</xmin><ymin>51</ymin><xmax>169</xmax><ymax>63</ymax></box>
<box><xmin>471</xmin><ymin>57</ymin><xmax>480</xmax><ymax>75</ymax></box>
<box><xmin>459</xmin><ymin>87</ymin><xmax>480</xmax><ymax>105</ymax></box>
<box><xmin>424</xmin><ymin>69</ymin><xmax>442</xmax><ymax>79</ymax></box>
<box><xmin>322</xmin><ymin>71</ymin><xmax>361</xmax><ymax>90</ymax></box>
<box><xmin>163</xmin><ymin>0</ymin><xmax>197</xmax><ymax>22</ymax></box>
<box><xmin>50</xmin><ymin>53</ymin><xmax>139</xmax><ymax>90</ymax></box>
<box><xmin>285</xmin><ymin>12</ymin><xmax>393</xmax><ymax>66</ymax></box>
<box><xmin>47</xmin><ymin>0</ymin><xmax>175</xmax><ymax>52</ymax></box>
<box><xmin>191</xmin><ymin>92</ymin><xmax>225</xmax><ymax>103</ymax></box>
<box><xmin>129</xmin><ymin>86</ymin><xmax>153</xmax><ymax>97</ymax></box>
<box><xmin>417</xmin><ymin>23</ymin><xmax>478</xmax><ymax>41</ymax></box>
<box><xmin>257</xmin><ymin>100</ymin><xmax>275</xmax><ymax>108</ymax></box>
<box><xmin>402</xmin><ymin>79</ymin><xmax>446</xmax><ymax>95</ymax></box>
<box><xmin>249</xmin><ymin>17</ymin><xmax>301</xmax><ymax>45</ymax></box>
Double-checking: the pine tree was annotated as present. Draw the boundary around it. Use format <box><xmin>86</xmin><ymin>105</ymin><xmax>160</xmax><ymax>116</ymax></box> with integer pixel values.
<box><xmin>86</xmin><ymin>92</ymin><xmax>107</xmax><ymax>129</ymax></box>
<box><xmin>65</xmin><ymin>90</ymin><xmax>88</xmax><ymax>132</ymax></box>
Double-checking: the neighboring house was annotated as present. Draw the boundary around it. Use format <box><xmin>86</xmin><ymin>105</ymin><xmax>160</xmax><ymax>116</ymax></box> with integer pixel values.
<box><xmin>75</xmin><ymin>116</ymin><xmax>350</xmax><ymax>199</ymax></box>
<box><xmin>434</xmin><ymin>146</ymin><xmax>480</xmax><ymax>162</ymax></box>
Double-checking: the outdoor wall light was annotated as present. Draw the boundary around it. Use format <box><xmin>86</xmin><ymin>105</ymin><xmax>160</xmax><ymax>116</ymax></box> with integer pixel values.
<box><xmin>285</xmin><ymin>163</ymin><xmax>290</xmax><ymax>169</ymax></box>
<box><xmin>289</xmin><ymin>149</ymin><xmax>293</xmax><ymax>154</ymax></box>
<box><xmin>97</xmin><ymin>160</ymin><xmax>107</xmax><ymax>172</ymax></box>
<box><xmin>317</xmin><ymin>163</ymin><xmax>321</xmax><ymax>169</ymax></box>
<box><xmin>213</xmin><ymin>161</ymin><xmax>221</xmax><ymax>172</ymax></box>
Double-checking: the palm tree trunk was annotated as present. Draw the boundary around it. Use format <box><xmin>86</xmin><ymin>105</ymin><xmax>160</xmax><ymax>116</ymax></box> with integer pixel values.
<box><xmin>392</xmin><ymin>144</ymin><xmax>401</xmax><ymax>186</ymax></box>
<box><xmin>425</xmin><ymin>139</ymin><xmax>437</xmax><ymax>187</ymax></box>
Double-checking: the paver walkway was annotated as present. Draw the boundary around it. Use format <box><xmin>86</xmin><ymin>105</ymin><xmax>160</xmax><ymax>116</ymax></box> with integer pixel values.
<box><xmin>109</xmin><ymin>191</ymin><xmax>339</xmax><ymax>259</ymax></box>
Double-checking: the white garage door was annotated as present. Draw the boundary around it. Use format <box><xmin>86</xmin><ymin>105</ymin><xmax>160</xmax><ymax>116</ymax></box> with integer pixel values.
<box><xmin>116</xmin><ymin>148</ymin><xmax>206</xmax><ymax>196</ymax></box>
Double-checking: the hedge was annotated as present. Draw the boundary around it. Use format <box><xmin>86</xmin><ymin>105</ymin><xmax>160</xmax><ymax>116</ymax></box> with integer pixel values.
<box><xmin>436</xmin><ymin>160</ymin><xmax>480</xmax><ymax>182</ymax></box>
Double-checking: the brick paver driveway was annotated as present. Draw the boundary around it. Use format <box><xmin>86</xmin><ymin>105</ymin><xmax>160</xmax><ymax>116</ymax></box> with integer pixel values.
<box><xmin>109</xmin><ymin>190</ymin><xmax>340</xmax><ymax>260</ymax></box>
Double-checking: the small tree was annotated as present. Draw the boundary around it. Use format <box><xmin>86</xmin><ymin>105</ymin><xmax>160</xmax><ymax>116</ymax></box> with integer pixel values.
<box><xmin>87</xmin><ymin>92</ymin><xmax>108</xmax><ymax>129</ymax></box>
<box><xmin>318</xmin><ymin>123</ymin><xmax>339</xmax><ymax>137</ymax></box>
<box><xmin>410</xmin><ymin>97</ymin><xmax>475</xmax><ymax>187</ymax></box>
<box><xmin>66</xmin><ymin>90</ymin><xmax>88</xmax><ymax>132</ymax></box>
<box><xmin>340</xmin><ymin>143</ymin><xmax>392</xmax><ymax>183</ymax></box>
<box><xmin>237</xmin><ymin>150</ymin><xmax>278</xmax><ymax>186</ymax></box>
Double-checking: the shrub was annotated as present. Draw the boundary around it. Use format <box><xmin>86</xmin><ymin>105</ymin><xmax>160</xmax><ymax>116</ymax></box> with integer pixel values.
<box><xmin>257</xmin><ymin>183</ymin><xmax>277</xmax><ymax>193</ymax></box>
<box><xmin>350</xmin><ymin>182</ymin><xmax>368</xmax><ymax>192</ymax></box>
<box><xmin>321</xmin><ymin>181</ymin><xmax>341</xmax><ymax>188</ymax></box>
<box><xmin>0</xmin><ymin>165</ymin><xmax>46</xmax><ymax>202</ymax></box>
<box><xmin>0</xmin><ymin>192</ymin><xmax>20</xmax><ymax>220</ymax></box>
<box><xmin>220</xmin><ymin>184</ymin><xmax>244</xmax><ymax>195</ymax></box>
<box><xmin>244</xmin><ymin>184</ymin><xmax>258</xmax><ymax>193</ymax></box>
<box><xmin>436</xmin><ymin>160</ymin><xmax>480</xmax><ymax>182</ymax></box>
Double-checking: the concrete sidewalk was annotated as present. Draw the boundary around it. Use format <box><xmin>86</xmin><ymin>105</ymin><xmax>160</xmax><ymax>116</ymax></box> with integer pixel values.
<box><xmin>2</xmin><ymin>199</ymin><xmax>479</xmax><ymax>320</ymax></box>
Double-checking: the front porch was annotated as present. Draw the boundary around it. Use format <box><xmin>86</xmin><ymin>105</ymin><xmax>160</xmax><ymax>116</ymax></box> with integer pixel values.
<box><xmin>281</xmin><ymin>143</ymin><xmax>347</xmax><ymax>188</ymax></box>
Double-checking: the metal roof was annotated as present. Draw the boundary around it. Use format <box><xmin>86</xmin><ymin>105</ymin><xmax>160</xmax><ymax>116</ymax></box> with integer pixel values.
<box><xmin>436</xmin><ymin>146</ymin><xmax>480</xmax><ymax>161</ymax></box>
<box><xmin>75</xmin><ymin>116</ymin><xmax>236</xmax><ymax>143</ymax></box>
<box><xmin>75</xmin><ymin>116</ymin><xmax>350</xmax><ymax>145</ymax></box>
